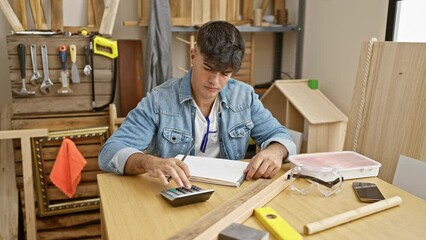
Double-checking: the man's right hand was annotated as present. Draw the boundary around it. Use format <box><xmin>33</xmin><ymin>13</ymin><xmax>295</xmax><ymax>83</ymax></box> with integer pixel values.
<box><xmin>124</xmin><ymin>153</ymin><xmax>191</xmax><ymax>189</ymax></box>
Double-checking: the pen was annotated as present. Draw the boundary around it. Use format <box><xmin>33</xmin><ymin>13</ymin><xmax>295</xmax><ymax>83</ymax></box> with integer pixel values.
<box><xmin>167</xmin><ymin>142</ymin><xmax>195</xmax><ymax>182</ymax></box>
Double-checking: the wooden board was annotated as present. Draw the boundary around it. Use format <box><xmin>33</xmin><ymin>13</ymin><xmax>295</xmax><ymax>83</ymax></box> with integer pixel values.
<box><xmin>0</xmin><ymin>0</ymin><xmax>24</xmax><ymax>31</ymax></box>
<box><xmin>344</xmin><ymin>42</ymin><xmax>426</xmax><ymax>182</ymax></box>
<box><xmin>117</xmin><ymin>40</ymin><xmax>144</xmax><ymax>117</ymax></box>
<box><xmin>99</xmin><ymin>0</ymin><xmax>120</xmax><ymax>36</ymax></box>
<box><xmin>170</xmin><ymin>171</ymin><xmax>292</xmax><ymax>240</ymax></box>
<box><xmin>50</xmin><ymin>0</ymin><xmax>63</xmax><ymax>32</ymax></box>
<box><xmin>7</xmin><ymin>35</ymin><xmax>114</xmax><ymax>114</ymax></box>
<box><xmin>0</xmin><ymin>105</ymin><xmax>19</xmax><ymax>240</ymax></box>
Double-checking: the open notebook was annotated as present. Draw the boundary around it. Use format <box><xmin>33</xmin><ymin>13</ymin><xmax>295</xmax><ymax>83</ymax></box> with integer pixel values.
<box><xmin>176</xmin><ymin>155</ymin><xmax>248</xmax><ymax>187</ymax></box>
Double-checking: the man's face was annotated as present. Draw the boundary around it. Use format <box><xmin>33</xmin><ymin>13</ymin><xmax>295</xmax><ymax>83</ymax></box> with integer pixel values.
<box><xmin>190</xmin><ymin>47</ymin><xmax>233</xmax><ymax>103</ymax></box>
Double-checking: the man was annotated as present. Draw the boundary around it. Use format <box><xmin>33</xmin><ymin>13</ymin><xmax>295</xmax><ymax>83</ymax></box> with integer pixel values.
<box><xmin>99</xmin><ymin>21</ymin><xmax>296</xmax><ymax>189</ymax></box>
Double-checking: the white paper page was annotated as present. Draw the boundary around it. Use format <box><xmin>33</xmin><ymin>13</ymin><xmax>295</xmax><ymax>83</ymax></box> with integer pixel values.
<box><xmin>176</xmin><ymin>155</ymin><xmax>248</xmax><ymax>184</ymax></box>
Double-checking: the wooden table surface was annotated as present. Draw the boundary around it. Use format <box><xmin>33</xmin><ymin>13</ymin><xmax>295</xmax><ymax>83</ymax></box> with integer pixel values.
<box><xmin>98</xmin><ymin>165</ymin><xmax>426</xmax><ymax>240</ymax></box>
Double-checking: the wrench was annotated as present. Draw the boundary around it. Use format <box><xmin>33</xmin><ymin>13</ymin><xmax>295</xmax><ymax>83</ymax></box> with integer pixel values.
<box><xmin>40</xmin><ymin>44</ymin><xmax>54</xmax><ymax>94</ymax></box>
<box><xmin>12</xmin><ymin>44</ymin><xmax>35</xmax><ymax>96</ymax></box>
<box><xmin>30</xmin><ymin>44</ymin><xmax>42</xmax><ymax>85</ymax></box>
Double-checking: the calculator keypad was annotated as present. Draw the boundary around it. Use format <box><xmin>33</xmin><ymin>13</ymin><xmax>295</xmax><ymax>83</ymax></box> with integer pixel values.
<box><xmin>160</xmin><ymin>185</ymin><xmax>214</xmax><ymax>207</ymax></box>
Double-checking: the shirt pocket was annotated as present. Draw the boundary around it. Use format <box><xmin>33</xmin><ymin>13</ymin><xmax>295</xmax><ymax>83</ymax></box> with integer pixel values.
<box><xmin>162</xmin><ymin>128</ymin><xmax>192</xmax><ymax>143</ymax></box>
<box><xmin>228</xmin><ymin>120</ymin><xmax>254</xmax><ymax>138</ymax></box>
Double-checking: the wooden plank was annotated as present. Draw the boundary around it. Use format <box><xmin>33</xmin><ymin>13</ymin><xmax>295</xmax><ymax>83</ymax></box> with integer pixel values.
<box><xmin>141</xmin><ymin>0</ymin><xmax>149</xmax><ymax>21</ymax></box>
<box><xmin>36</xmin><ymin>222</ymin><xmax>100</xmax><ymax>240</ymax></box>
<box><xmin>260</xmin><ymin>0</ymin><xmax>270</xmax><ymax>16</ymax></box>
<box><xmin>274</xmin><ymin>0</ymin><xmax>285</xmax><ymax>15</ymax></box>
<box><xmin>99</xmin><ymin>0</ymin><xmax>120</xmax><ymax>36</ymax></box>
<box><xmin>0</xmin><ymin>129</ymin><xmax>48</xmax><ymax>240</ymax></box>
<box><xmin>218</xmin><ymin>0</ymin><xmax>227</xmax><ymax>20</ymax></box>
<box><xmin>50</xmin><ymin>0</ymin><xmax>63</xmax><ymax>32</ymax></box>
<box><xmin>12</xmin><ymin>116</ymin><xmax>108</xmax><ymax>132</ymax></box>
<box><xmin>11</xmin><ymin>96</ymin><xmax>111</xmax><ymax>114</ymax></box>
<box><xmin>210</xmin><ymin>0</ymin><xmax>219</xmax><ymax>20</ymax></box>
<box><xmin>93</xmin><ymin>0</ymin><xmax>105</xmax><ymax>28</ymax></box>
<box><xmin>192</xmin><ymin>0</ymin><xmax>201</xmax><ymax>25</ymax></box>
<box><xmin>170</xmin><ymin>0</ymin><xmax>180</xmax><ymax>18</ymax></box>
<box><xmin>10</xmin><ymin>82</ymin><xmax>112</xmax><ymax>98</ymax></box>
<box><xmin>11</xmin><ymin>111</ymin><xmax>108</xmax><ymax>130</ymax></box>
<box><xmin>8</xmin><ymin>54</ymin><xmax>113</xmax><ymax>69</ymax></box>
<box><xmin>202</xmin><ymin>0</ymin><xmax>210</xmax><ymax>24</ymax></box>
<box><xmin>0</xmin><ymin>0</ymin><xmax>24</xmax><ymax>31</ymax></box>
<box><xmin>180</xmin><ymin>0</ymin><xmax>191</xmax><ymax>18</ymax></box>
<box><xmin>88</xmin><ymin>0</ymin><xmax>96</xmax><ymax>28</ymax></box>
<box><xmin>170</xmin><ymin>171</ymin><xmax>292</xmax><ymax>239</ymax></box>
<box><xmin>226</xmin><ymin>0</ymin><xmax>237</xmax><ymax>22</ymax></box>
<box><xmin>0</xmin><ymin>129</ymin><xmax>48</xmax><ymax>139</ymax></box>
<box><xmin>118</xmin><ymin>40</ymin><xmax>144</xmax><ymax>117</ymax></box>
<box><xmin>345</xmin><ymin>42</ymin><xmax>426</xmax><ymax>182</ymax></box>
<box><xmin>47</xmin><ymin>182</ymin><xmax>100</xmax><ymax>201</ymax></box>
<box><xmin>19</xmin><ymin>0</ymin><xmax>28</xmax><ymax>29</ymax></box>
<box><xmin>34</xmin><ymin>0</ymin><xmax>42</xmax><ymax>29</ymax></box>
<box><xmin>0</xmin><ymin>105</ymin><xmax>19</xmax><ymax>240</ymax></box>
<box><xmin>242</xmin><ymin>0</ymin><xmax>253</xmax><ymax>21</ymax></box>
<box><xmin>36</xmin><ymin>211</ymin><xmax>100</xmax><ymax>230</ymax></box>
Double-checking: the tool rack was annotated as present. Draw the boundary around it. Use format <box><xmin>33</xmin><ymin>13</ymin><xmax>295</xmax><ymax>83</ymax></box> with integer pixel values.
<box><xmin>6</xmin><ymin>34</ymin><xmax>113</xmax><ymax>239</ymax></box>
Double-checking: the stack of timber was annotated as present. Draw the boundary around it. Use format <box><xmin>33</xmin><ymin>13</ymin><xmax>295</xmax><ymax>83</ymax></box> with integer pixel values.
<box><xmin>7</xmin><ymin>35</ymin><xmax>113</xmax><ymax>239</ymax></box>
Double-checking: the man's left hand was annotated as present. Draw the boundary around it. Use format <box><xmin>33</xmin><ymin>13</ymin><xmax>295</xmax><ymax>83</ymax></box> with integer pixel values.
<box><xmin>244</xmin><ymin>142</ymin><xmax>288</xmax><ymax>180</ymax></box>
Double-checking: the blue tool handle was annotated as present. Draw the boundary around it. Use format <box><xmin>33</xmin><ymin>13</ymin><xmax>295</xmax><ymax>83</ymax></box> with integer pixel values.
<box><xmin>58</xmin><ymin>45</ymin><xmax>67</xmax><ymax>70</ymax></box>
<box><xmin>18</xmin><ymin>44</ymin><xmax>26</xmax><ymax>79</ymax></box>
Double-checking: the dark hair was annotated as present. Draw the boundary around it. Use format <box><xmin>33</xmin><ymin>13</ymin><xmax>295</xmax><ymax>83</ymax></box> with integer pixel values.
<box><xmin>196</xmin><ymin>21</ymin><xmax>245</xmax><ymax>73</ymax></box>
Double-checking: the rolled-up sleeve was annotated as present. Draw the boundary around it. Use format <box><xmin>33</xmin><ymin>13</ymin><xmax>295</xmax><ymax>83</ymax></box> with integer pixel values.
<box><xmin>99</xmin><ymin>144</ymin><xmax>142</xmax><ymax>175</ymax></box>
<box><xmin>98</xmin><ymin>91</ymin><xmax>158</xmax><ymax>175</ymax></box>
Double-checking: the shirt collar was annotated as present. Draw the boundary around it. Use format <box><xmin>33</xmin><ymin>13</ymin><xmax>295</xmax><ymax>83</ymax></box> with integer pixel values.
<box><xmin>178</xmin><ymin>67</ymin><xmax>230</xmax><ymax>110</ymax></box>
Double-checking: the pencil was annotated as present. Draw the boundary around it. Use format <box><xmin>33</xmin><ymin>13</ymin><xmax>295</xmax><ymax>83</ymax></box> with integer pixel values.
<box><xmin>167</xmin><ymin>142</ymin><xmax>195</xmax><ymax>182</ymax></box>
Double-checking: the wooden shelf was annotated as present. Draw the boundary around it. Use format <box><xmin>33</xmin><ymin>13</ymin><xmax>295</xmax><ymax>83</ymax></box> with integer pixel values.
<box><xmin>171</xmin><ymin>24</ymin><xmax>299</xmax><ymax>33</ymax></box>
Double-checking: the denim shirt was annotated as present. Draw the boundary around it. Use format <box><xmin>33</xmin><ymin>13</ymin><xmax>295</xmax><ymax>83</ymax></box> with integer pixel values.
<box><xmin>99</xmin><ymin>69</ymin><xmax>296</xmax><ymax>174</ymax></box>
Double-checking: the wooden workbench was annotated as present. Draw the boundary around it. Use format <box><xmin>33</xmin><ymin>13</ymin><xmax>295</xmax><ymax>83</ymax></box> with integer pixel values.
<box><xmin>98</xmin><ymin>166</ymin><xmax>426</xmax><ymax>239</ymax></box>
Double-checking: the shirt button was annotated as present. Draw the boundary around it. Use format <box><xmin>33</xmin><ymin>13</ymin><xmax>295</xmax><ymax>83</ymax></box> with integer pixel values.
<box><xmin>113</xmin><ymin>169</ymin><xmax>118</xmax><ymax>173</ymax></box>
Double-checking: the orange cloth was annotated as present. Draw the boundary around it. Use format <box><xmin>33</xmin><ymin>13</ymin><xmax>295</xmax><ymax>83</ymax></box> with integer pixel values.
<box><xmin>50</xmin><ymin>138</ymin><xmax>87</xmax><ymax>198</ymax></box>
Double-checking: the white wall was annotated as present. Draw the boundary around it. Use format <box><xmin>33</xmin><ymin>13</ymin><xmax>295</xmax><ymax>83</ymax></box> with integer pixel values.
<box><xmin>302</xmin><ymin>0</ymin><xmax>388</xmax><ymax>115</ymax></box>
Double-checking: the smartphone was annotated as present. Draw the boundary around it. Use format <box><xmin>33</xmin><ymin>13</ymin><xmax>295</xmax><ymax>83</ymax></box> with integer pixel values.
<box><xmin>352</xmin><ymin>182</ymin><xmax>385</xmax><ymax>203</ymax></box>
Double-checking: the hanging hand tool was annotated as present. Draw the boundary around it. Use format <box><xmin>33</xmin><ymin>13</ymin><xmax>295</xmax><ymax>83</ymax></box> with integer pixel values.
<box><xmin>83</xmin><ymin>45</ymin><xmax>92</xmax><ymax>76</ymax></box>
<box><xmin>57</xmin><ymin>45</ymin><xmax>73</xmax><ymax>94</ymax></box>
<box><xmin>93</xmin><ymin>36</ymin><xmax>118</xmax><ymax>59</ymax></box>
<box><xmin>70</xmin><ymin>44</ymin><xmax>80</xmax><ymax>83</ymax></box>
<box><xmin>90</xmin><ymin>35</ymin><xmax>119</xmax><ymax>111</ymax></box>
<box><xmin>40</xmin><ymin>44</ymin><xmax>54</xmax><ymax>94</ymax></box>
<box><xmin>13</xmin><ymin>44</ymin><xmax>35</xmax><ymax>96</ymax></box>
<box><xmin>29</xmin><ymin>44</ymin><xmax>42</xmax><ymax>85</ymax></box>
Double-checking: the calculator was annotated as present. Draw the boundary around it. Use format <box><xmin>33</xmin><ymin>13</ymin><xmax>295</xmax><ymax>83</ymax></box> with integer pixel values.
<box><xmin>160</xmin><ymin>185</ymin><xmax>214</xmax><ymax>207</ymax></box>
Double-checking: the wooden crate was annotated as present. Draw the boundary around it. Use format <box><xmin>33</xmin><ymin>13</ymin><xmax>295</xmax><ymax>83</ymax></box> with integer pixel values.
<box><xmin>261</xmin><ymin>80</ymin><xmax>348</xmax><ymax>153</ymax></box>
<box><xmin>7</xmin><ymin>35</ymin><xmax>114</xmax><ymax>115</ymax></box>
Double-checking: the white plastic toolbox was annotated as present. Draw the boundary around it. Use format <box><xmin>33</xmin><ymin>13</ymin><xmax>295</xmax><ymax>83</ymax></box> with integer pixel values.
<box><xmin>289</xmin><ymin>151</ymin><xmax>381</xmax><ymax>180</ymax></box>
